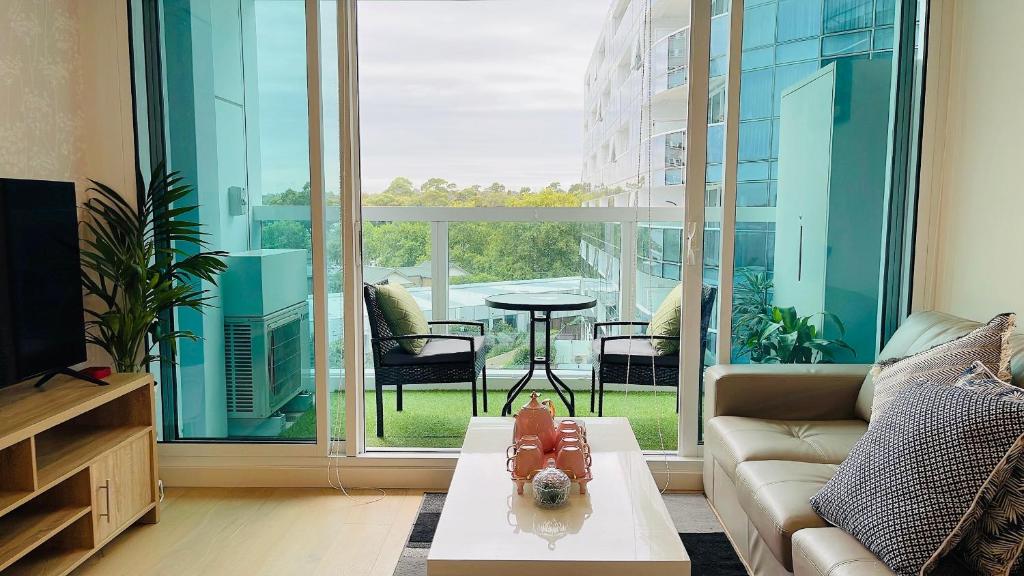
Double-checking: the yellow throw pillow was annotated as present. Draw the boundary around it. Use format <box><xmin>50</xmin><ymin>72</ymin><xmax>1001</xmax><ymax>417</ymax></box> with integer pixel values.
<box><xmin>375</xmin><ymin>283</ymin><xmax>430</xmax><ymax>354</ymax></box>
<box><xmin>648</xmin><ymin>283</ymin><xmax>682</xmax><ymax>355</ymax></box>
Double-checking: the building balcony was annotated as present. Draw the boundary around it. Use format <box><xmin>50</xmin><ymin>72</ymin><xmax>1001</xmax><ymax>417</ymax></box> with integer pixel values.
<box><xmin>250</xmin><ymin>204</ymin><xmax>694</xmax><ymax>449</ymax></box>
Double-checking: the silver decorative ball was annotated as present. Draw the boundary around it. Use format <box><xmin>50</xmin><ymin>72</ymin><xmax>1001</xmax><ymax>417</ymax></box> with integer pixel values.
<box><xmin>532</xmin><ymin>465</ymin><xmax>571</xmax><ymax>509</ymax></box>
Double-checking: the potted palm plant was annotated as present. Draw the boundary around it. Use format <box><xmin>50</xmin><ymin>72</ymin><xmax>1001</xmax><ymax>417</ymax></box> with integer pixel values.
<box><xmin>80</xmin><ymin>165</ymin><xmax>227</xmax><ymax>373</ymax></box>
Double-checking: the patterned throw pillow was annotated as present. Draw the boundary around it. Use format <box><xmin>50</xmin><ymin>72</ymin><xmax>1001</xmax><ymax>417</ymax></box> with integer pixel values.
<box><xmin>648</xmin><ymin>283</ymin><xmax>682</xmax><ymax>355</ymax></box>
<box><xmin>870</xmin><ymin>313</ymin><xmax>1016</xmax><ymax>421</ymax></box>
<box><xmin>374</xmin><ymin>282</ymin><xmax>430</xmax><ymax>354</ymax></box>
<box><xmin>948</xmin><ymin>363</ymin><xmax>1024</xmax><ymax>575</ymax></box>
<box><xmin>810</xmin><ymin>381</ymin><xmax>1024</xmax><ymax>575</ymax></box>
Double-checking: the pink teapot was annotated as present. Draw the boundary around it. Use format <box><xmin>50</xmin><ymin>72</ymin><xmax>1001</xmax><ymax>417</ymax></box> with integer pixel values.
<box><xmin>513</xmin><ymin>392</ymin><xmax>557</xmax><ymax>452</ymax></box>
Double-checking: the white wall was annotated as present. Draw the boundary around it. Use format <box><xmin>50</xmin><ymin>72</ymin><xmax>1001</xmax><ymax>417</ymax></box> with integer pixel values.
<box><xmin>0</xmin><ymin>0</ymin><xmax>136</xmax><ymax>200</ymax></box>
<box><xmin>919</xmin><ymin>0</ymin><xmax>1024</xmax><ymax>322</ymax></box>
<box><xmin>0</xmin><ymin>0</ymin><xmax>137</xmax><ymax>364</ymax></box>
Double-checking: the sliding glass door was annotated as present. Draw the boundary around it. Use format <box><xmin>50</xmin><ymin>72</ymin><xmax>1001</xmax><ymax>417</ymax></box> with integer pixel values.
<box><xmin>130</xmin><ymin>0</ymin><xmax>926</xmax><ymax>456</ymax></box>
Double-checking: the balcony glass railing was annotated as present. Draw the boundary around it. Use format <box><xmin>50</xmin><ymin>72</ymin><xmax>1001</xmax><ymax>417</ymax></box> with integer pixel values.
<box><xmin>253</xmin><ymin>205</ymin><xmax>688</xmax><ymax>450</ymax></box>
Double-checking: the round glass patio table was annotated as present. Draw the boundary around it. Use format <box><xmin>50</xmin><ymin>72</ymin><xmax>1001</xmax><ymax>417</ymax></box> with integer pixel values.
<box><xmin>484</xmin><ymin>292</ymin><xmax>597</xmax><ymax>417</ymax></box>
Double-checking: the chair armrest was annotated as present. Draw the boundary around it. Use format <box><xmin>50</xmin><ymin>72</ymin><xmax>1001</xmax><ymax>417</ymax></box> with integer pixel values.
<box><xmin>593</xmin><ymin>321</ymin><xmax>650</xmax><ymax>338</ymax></box>
<box><xmin>704</xmin><ymin>363</ymin><xmax>871</xmax><ymax>421</ymax></box>
<box><xmin>428</xmin><ymin>321</ymin><xmax>485</xmax><ymax>335</ymax></box>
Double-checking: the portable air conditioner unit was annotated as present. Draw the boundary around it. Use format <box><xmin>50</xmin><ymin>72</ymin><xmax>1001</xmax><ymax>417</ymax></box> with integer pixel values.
<box><xmin>220</xmin><ymin>249</ymin><xmax>311</xmax><ymax>420</ymax></box>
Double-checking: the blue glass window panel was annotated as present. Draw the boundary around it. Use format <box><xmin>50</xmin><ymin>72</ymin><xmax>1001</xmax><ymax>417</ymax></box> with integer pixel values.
<box><xmin>773</xmin><ymin>61</ymin><xmax>819</xmax><ymax>115</ymax></box>
<box><xmin>822</xmin><ymin>31</ymin><xmax>872</xmax><ymax>56</ymax></box>
<box><xmin>663</xmin><ymin>263</ymin><xmax>681</xmax><ymax>281</ymax></box>
<box><xmin>770</xmin><ymin>160</ymin><xmax>779</xmax><ymax>179</ymax></box>
<box><xmin>739</xmin><ymin>119</ymin><xmax>772</xmax><ymax>161</ymax></box>
<box><xmin>707</xmin><ymin>124</ymin><xmax>725</xmax><ymax>164</ymax></box>
<box><xmin>768</xmin><ymin>181</ymin><xmax>778</xmax><ymax>206</ymax></box>
<box><xmin>875</xmin><ymin>0</ymin><xmax>897</xmax><ymax>26</ymax></box>
<box><xmin>743</xmin><ymin>4</ymin><xmax>778</xmax><ymax>50</ymax></box>
<box><xmin>873</xmin><ymin>26</ymin><xmax>894</xmax><ymax>50</ymax></box>
<box><xmin>824</xmin><ymin>0</ymin><xmax>873</xmax><ymax>33</ymax></box>
<box><xmin>775</xmin><ymin>38</ymin><xmax>819</xmax><ymax>64</ymax></box>
<box><xmin>711</xmin><ymin>14</ymin><xmax>730</xmax><ymax>58</ymax></box>
<box><xmin>873</xmin><ymin>50</ymin><xmax>893</xmax><ymax>61</ymax></box>
<box><xmin>738</xmin><ymin>182</ymin><xmax>769</xmax><ymax>207</ymax></box>
<box><xmin>776</xmin><ymin>0</ymin><xmax>821</xmax><ymax>42</ymax></box>
<box><xmin>706</xmin><ymin>163</ymin><xmax>724</xmax><ymax>183</ymax></box>
<box><xmin>710</xmin><ymin>56</ymin><xmax>729</xmax><ymax>78</ymax></box>
<box><xmin>740</xmin><ymin>69</ymin><xmax>773</xmax><ymax>120</ymax></box>
<box><xmin>742</xmin><ymin>46</ymin><xmax>774</xmax><ymax>70</ymax></box>
<box><xmin>738</xmin><ymin>160</ymin><xmax>771</xmax><ymax>181</ymax></box>
<box><xmin>665</xmin><ymin>168</ymin><xmax>683</xmax><ymax>186</ymax></box>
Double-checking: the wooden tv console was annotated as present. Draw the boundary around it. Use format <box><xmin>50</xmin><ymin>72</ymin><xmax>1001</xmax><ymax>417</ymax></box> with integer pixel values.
<box><xmin>0</xmin><ymin>373</ymin><xmax>158</xmax><ymax>575</ymax></box>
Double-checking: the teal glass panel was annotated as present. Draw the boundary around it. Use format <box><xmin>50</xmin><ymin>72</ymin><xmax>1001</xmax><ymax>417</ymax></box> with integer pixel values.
<box><xmin>743</xmin><ymin>3</ymin><xmax>778</xmax><ymax>49</ymax></box>
<box><xmin>740</xmin><ymin>184</ymin><xmax>767</xmax><ymax>206</ymax></box>
<box><xmin>738</xmin><ymin>160</ymin><xmax>771</xmax><ymax>181</ymax></box>
<box><xmin>822</xmin><ymin>30</ymin><xmax>872</xmax><ymax>56</ymax></box>
<box><xmin>874</xmin><ymin>26</ymin><xmax>894</xmax><ymax>50</ymax></box>
<box><xmin>775</xmin><ymin>38</ymin><xmax>819</xmax><ymax>64</ymax></box>
<box><xmin>740</xmin><ymin>69</ymin><xmax>774</xmax><ymax>120</ymax></box>
<box><xmin>708</xmin><ymin>125</ymin><xmax>725</xmax><ymax>164</ymax></box>
<box><xmin>739</xmin><ymin>120</ymin><xmax>773</xmax><ymax>161</ymax></box>
<box><xmin>776</xmin><ymin>0</ymin><xmax>822</xmax><ymax>42</ymax></box>
<box><xmin>742</xmin><ymin>46</ymin><xmax>774</xmax><ymax>70</ymax></box>
<box><xmin>824</xmin><ymin>0</ymin><xmax>873</xmax><ymax>33</ymax></box>
<box><xmin>875</xmin><ymin>0</ymin><xmax>897</xmax><ymax>26</ymax></box>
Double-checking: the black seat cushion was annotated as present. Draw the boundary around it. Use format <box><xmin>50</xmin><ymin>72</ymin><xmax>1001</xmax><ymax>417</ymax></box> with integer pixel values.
<box><xmin>382</xmin><ymin>335</ymin><xmax>488</xmax><ymax>366</ymax></box>
<box><xmin>592</xmin><ymin>337</ymin><xmax>679</xmax><ymax>367</ymax></box>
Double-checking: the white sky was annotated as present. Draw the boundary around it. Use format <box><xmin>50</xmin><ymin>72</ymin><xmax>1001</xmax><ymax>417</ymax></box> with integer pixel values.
<box><xmin>255</xmin><ymin>0</ymin><xmax>610</xmax><ymax>197</ymax></box>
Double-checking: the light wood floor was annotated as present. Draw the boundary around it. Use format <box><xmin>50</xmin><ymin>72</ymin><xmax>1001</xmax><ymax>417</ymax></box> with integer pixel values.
<box><xmin>73</xmin><ymin>487</ymin><xmax>424</xmax><ymax>576</ymax></box>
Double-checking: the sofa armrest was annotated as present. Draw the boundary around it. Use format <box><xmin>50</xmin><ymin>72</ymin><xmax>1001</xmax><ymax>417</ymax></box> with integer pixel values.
<box><xmin>705</xmin><ymin>364</ymin><xmax>871</xmax><ymax>421</ymax></box>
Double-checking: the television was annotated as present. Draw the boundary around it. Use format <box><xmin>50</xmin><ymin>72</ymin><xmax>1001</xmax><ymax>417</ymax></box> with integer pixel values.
<box><xmin>0</xmin><ymin>179</ymin><xmax>101</xmax><ymax>388</ymax></box>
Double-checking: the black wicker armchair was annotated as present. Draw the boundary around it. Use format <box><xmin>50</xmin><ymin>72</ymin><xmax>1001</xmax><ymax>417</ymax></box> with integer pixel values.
<box><xmin>363</xmin><ymin>283</ymin><xmax>489</xmax><ymax>437</ymax></box>
<box><xmin>590</xmin><ymin>284</ymin><xmax>717</xmax><ymax>416</ymax></box>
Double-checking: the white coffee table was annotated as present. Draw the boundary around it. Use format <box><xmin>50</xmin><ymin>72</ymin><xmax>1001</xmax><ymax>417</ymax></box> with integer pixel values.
<box><xmin>427</xmin><ymin>417</ymin><xmax>690</xmax><ymax>576</ymax></box>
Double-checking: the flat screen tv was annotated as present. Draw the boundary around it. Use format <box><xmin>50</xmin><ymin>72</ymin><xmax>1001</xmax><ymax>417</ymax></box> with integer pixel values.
<box><xmin>0</xmin><ymin>179</ymin><xmax>102</xmax><ymax>389</ymax></box>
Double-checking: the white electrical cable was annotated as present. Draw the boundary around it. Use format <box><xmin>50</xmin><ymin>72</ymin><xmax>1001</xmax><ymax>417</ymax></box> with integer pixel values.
<box><xmin>326</xmin><ymin>384</ymin><xmax>386</xmax><ymax>505</ymax></box>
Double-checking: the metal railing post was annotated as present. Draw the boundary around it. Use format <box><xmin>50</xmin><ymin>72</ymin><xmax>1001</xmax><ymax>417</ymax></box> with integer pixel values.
<box><xmin>431</xmin><ymin>221</ymin><xmax>449</xmax><ymax>322</ymax></box>
<box><xmin>620</xmin><ymin>219</ymin><xmax>638</xmax><ymax>326</ymax></box>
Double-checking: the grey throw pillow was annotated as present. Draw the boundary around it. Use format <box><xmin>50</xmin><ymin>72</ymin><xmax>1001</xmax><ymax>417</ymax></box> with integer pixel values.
<box><xmin>810</xmin><ymin>381</ymin><xmax>1024</xmax><ymax>575</ymax></box>
<box><xmin>870</xmin><ymin>313</ymin><xmax>1016</xmax><ymax>421</ymax></box>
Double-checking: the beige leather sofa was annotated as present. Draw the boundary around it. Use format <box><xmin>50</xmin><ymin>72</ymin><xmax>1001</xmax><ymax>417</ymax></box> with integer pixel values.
<box><xmin>703</xmin><ymin>311</ymin><xmax>1024</xmax><ymax>576</ymax></box>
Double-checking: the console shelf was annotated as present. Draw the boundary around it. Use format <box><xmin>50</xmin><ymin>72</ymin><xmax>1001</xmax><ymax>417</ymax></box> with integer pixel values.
<box><xmin>35</xmin><ymin>425</ymin><xmax>150</xmax><ymax>488</ymax></box>
<box><xmin>0</xmin><ymin>374</ymin><xmax>158</xmax><ymax>576</ymax></box>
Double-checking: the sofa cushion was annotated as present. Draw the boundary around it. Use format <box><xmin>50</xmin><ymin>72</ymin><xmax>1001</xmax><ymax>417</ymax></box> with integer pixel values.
<box><xmin>792</xmin><ymin>527</ymin><xmax>895</xmax><ymax>576</ymax></box>
<box><xmin>591</xmin><ymin>338</ymin><xmax>679</xmax><ymax>367</ymax></box>
<box><xmin>855</xmin><ymin>310</ymin><xmax>1024</xmax><ymax>421</ymax></box>
<box><xmin>868</xmin><ymin>313</ymin><xmax>1015</xmax><ymax>422</ymax></box>
<box><xmin>736</xmin><ymin>461</ymin><xmax>835</xmax><ymax>570</ymax></box>
<box><xmin>705</xmin><ymin>416</ymin><xmax>866</xmax><ymax>481</ymax></box>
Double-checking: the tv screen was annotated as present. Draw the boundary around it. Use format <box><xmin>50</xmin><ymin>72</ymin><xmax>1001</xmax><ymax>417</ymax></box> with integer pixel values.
<box><xmin>0</xmin><ymin>179</ymin><xmax>87</xmax><ymax>387</ymax></box>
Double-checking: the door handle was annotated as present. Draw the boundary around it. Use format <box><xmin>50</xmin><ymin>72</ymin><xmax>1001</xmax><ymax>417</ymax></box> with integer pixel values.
<box><xmin>98</xmin><ymin>479</ymin><xmax>111</xmax><ymax>522</ymax></box>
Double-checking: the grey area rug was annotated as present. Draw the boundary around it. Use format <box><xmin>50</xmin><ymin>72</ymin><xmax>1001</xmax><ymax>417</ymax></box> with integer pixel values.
<box><xmin>393</xmin><ymin>493</ymin><xmax>747</xmax><ymax>576</ymax></box>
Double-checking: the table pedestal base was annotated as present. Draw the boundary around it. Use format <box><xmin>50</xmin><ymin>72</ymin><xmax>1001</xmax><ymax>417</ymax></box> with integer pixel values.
<box><xmin>501</xmin><ymin>311</ymin><xmax>575</xmax><ymax>416</ymax></box>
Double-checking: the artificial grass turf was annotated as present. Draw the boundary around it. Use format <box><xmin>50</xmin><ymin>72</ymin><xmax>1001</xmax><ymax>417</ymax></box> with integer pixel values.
<box><xmin>282</xmin><ymin>389</ymin><xmax>679</xmax><ymax>451</ymax></box>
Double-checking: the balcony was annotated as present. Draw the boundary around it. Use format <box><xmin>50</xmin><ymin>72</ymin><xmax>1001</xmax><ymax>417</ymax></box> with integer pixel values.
<box><xmin>252</xmin><ymin>204</ymin><xmax>690</xmax><ymax>450</ymax></box>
